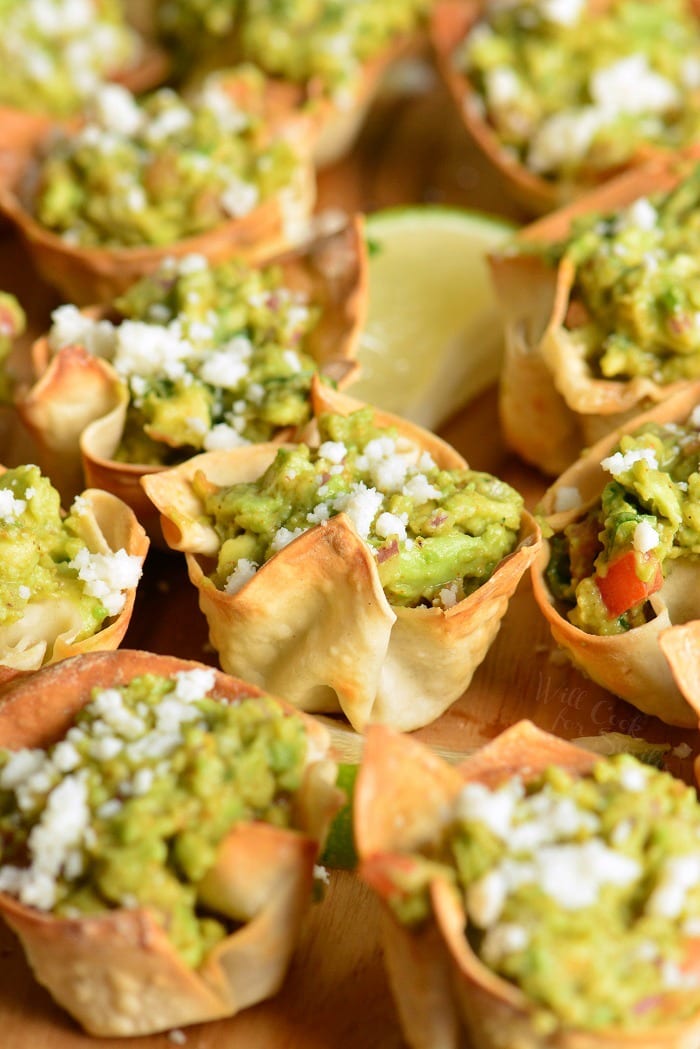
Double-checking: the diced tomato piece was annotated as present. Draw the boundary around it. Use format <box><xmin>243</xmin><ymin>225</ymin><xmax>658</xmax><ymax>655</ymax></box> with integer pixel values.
<box><xmin>595</xmin><ymin>551</ymin><xmax>663</xmax><ymax>618</ymax></box>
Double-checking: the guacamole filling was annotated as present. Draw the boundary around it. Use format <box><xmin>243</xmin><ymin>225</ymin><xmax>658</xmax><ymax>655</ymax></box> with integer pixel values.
<box><xmin>545</xmin><ymin>410</ymin><xmax>700</xmax><ymax>635</ymax></box>
<box><xmin>531</xmin><ymin>166</ymin><xmax>700</xmax><ymax>383</ymax></box>
<box><xmin>33</xmin><ymin>70</ymin><xmax>298</xmax><ymax>248</ymax></box>
<box><xmin>0</xmin><ymin>0</ymin><xmax>141</xmax><ymax>117</ymax></box>
<box><xmin>0</xmin><ymin>464</ymin><xmax>142</xmax><ymax>643</ymax></box>
<box><xmin>0</xmin><ymin>669</ymin><xmax>309</xmax><ymax>968</ymax></box>
<box><xmin>0</xmin><ymin>292</ymin><xmax>26</xmax><ymax>403</ymax></box>
<box><xmin>158</xmin><ymin>0</ymin><xmax>430</xmax><ymax>100</ymax></box>
<box><xmin>48</xmin><ymin>253</ymin><xmax>324</xmax><ymax>465</ymax></box>
<box><xmin>193</xmin><ymin>408</ymin><xmax>523</xmax><ymax>608</ymax></box>
<box><xmin>460</xmin><ymin>0</ymin><xmax>700</xmax><ymax>180</ymax></box>
<box><xmin>385</xmin><ymin>755</ymin><xmax>700</xmax><ymax>1033</ymax></box>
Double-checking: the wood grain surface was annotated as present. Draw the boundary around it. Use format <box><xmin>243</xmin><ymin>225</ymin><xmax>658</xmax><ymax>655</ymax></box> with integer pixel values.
<box><xmin>0</xmin><ymin>68</ymin><xmax>698</xmax><ymax>1049</ymax></box>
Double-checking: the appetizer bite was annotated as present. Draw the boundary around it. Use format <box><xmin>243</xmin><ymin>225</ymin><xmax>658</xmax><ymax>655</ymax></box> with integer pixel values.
<box><xmin>0</xmin><ymin>649</ymin><xmax>341</xmax><ymax>1035</ymax></box>
<box><xmin>165</xmin><ymin>0</ymin><xmax>433</xmax><ymax>166</ymax></box>
<box><xmin>533</xmin><ymin>384</ymin><xmax>700</xmax><ymax>727</ymax></box>
<box><xmin>0</xmin><ymin>463</ymin><xmax>148</xmax><ymax>682</ymax></box>
<box><xmin>17</xmin><ymin>219</ymin><xmax>365</xmax><ymax>525</ymax></box>
<box><xmin>431</xmin><ymin>0</ymin><xmax>700</xmax><ymax>214</ymax></box>
<box><xmin>141</xmin><ymin>383</ymin><xmax>540</xmax><ymax>732</ymax></box>
<box><xmin>357</xmin><ymin>719</ymin><xmax>700</xmax><ymax>1049</ymax></box>
<box><xmin>0</xmin><ymin>68</ymin><xmax>316</xmax><ymax>304</ymax></box>
<box><xmin>491</xmin><ymin>154</ymin><xmax>700</xmax><ymax>476</ymax></box>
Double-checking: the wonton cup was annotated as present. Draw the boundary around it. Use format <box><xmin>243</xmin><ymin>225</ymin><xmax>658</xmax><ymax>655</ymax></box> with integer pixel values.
<box><xmin>0</xmin><ymin>75</ymin><xmax>316</xmax><ymax>306</ymax></box>
<box><xmin>429</xmin><ymin>0</ymin><xmax>690</xmax><ymax>217</ymax></box>
<box><xmin>532</xmin><ymin>382</ymin><xmax>700</xmax><ymax>728</ymax></box>
<box><xmin>0</xmin><ymin>470</ymin><xmax>148</xmax><ymax>689</ymax></box>
<box><xmin>16</xmin><ymin>217</ymin><xmax>367</xmax><ymax>527</ymax></box>
<box><xmin>491</xmin><ymin>152</ymin><xmax>700</xmax><ymax>477</ymax></box>
<box><xmin>357</xmin><ymin>719</ymin><xmax>700</xmax><ymax>1049</ymax></box>
<box><xmin>141</xmin><ymin>381</ymin><xmax>540</xmax><ymax>733</ymax></box>
<box><xmin>0</xmin><ymin>649</ymin><xmax>341</xmax><ymax>1036</ymax></box>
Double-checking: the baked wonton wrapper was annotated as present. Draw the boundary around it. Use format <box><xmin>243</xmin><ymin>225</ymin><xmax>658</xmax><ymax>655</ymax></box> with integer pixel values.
<box><xmin>0</xmin><ymin>75</ymin><xmax>316</xmax><ymax>306</ymax></box>
<box><xmin>0</xmin><ymin>649</ymin><xmax>342</xmax><ymax>1036</ymax></box>
<box><xmin>491</xmin><ymin>153</ymin><xmax>700</xmax><ymax>477</ymax></box>
<box><xmin>0</xmin><ymin>471</ymin><xmax>148</xmax><ymax>688</ymax></box>
<box><xmin>533</xmin><ymin>382</ymin><xmax>700</xmax><ymax>728</ymax></box>
<box><xmin>356</xmin><ymin>719</ymin><xmax>700</xmax><ymax>1049</ymax></box>
<box><xmin>429</xmin><ymin>0</ymin><xmax>684</xmax><ymax>217</ymax></box>
<box><xmin>16</xmin><ymin>217</ymin><xmax>367</xmax><ymax>525</ymax></box>
<box><xmin>141</xmin><ymin>381</ymin><xmax>541</xmax><ymax>732</ymax></box>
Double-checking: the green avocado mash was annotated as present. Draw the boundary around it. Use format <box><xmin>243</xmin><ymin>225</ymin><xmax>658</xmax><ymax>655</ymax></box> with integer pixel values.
<box><xmin>48</xmin><ymin>251</ymin><xmax>324</xmax><ymax>465</ymax></box>
<box><xmin>193</xmin><ymin>407</ymin><xmax>523</xmax><ymax>608</ymax></box>
<box><xmin>0</xmin><ymin>292</ymin><xmax>26</xmax><ymax>403</ymax></box>
<box><xmin>545</xmin><ymin>410</ymin><xmax>700</xmax><ymax>635</ymax></box>
<box><xmin>158</xmin><ymin>0</ymin><xmax>430</xmax><ymax>97</ymax></box>
<box><xmin>536</xmin><ymin>166</ymin><xmax>700</xmax><ymax>383</ymax></box>
<box><xmin>386</xmin><ymin>755</ymin><xmax>700</xmax><ymax>1033</ymax></box>
<box><xmin>34</xmin><ymin>68</ymin><xmax>298</xmax><ymax>248</ymax></box>
<box><xmin>0</xmin><ymin>464</ymin><xmax>141</xmax><ymax>641</ymax></box>
<box><xmin>0</xmin><ymin>0</ymin><xmax>140</xmax><ymax>117</ymax></box>
<box><xmin>460</xmin><ymin>0</ymin><xmax>700</xmax><ymax>180</ymax></box>
<box><xmin>0</xmin><ymin>670</ymin><xmax>309</xmax><ymax>967</ymax></box>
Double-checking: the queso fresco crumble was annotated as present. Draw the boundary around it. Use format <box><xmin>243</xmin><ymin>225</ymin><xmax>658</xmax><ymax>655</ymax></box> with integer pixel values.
<box><xmin>33</xmin><ymin>71</ymin><xmax>299</xmax><ymax>248</ymax></box>
<box><xmin>459</xmin><ymin>0</ymin><xmax>700</xmax><ymax>179</ymax></box>
<box><xmin>0</xmin><ymin>464</ymin><xmax>142</xmax><ymax>639</ymax></box>
<box><xmin>48</xmin><ymin>252</ymin><xmax>323</xmax><ymax>464</ymax></box>
<box><xmin>0</xmin><ymin>670</ymin><xmax>309</xmax><ymax>968</ymax></box>
<box><xmin>193</xmin><ymin>408</ymin><xmax>523</xmax><ymax>608</ymax></box>
<box><xmin>386</xmin><ymin>754</ymin><xmax>700</xmax><ymax>1032</ymax></box>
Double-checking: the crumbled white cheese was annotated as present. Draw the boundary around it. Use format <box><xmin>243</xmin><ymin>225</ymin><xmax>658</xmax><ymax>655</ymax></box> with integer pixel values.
<box><xmin>481</xmin><ymin>923</ymin><xmax>530</xmax><ymax>967</ymax></box>
<box><xmin>539</xmin><ymin>0</ymin><xmax>584</xmax><ymax>26</ymax></box>
<box><xmin>333</xmin><ymin>483</ymin><xmax>383</xmax><ymax>540</ymax></box>
<box><xmin>224</xmin><ymin>558</ymin><xmax>258</xmax><ymax>594</ymax></box>
<box><xmin>601</xmin><ymin>447</ymin><xmax>658</xmax><ymax>475</ymax></box>
<box><xmin>553</xmin><ymin>485</ymin><xmax>581</xmax><ymax>513</ymax></box>
<box><xmin>270</xmin><ymin>526</ymin><xmax>307</xmax><ymax>552</ymax></box>
<box><xmin>0</xmin><ymin>490</ymin><xmax>26</xmax><ymax>521</ymax></box>
<box><xmin>467</xmin><ymin>868</ymin><xmax>509</xmax><ymax>928</ymax></box>
<box><xmin>590</xmin><ymin>54</ymin><xmax>679</xmax><ymax>117</ymax></box>
<box><xmin>456</xmin><ymin>779</ymin><xmax>524</xmax><ymax>840</ymax></box>
<box><xmin>647</xmin><ymin>854</ymin><xmax>700</xmax><ymax>920</ymax></box>
<box><xmin>402</xmin><ymin>474</ymin><xmax>441</xmax><ymax>503</ymax></box>
<box><xmin>92</xmin><ymin>83</ymin><xmax>143</xmax><ymax>136</ymax></box>
<box><xmin>318</xmin><ymin>441</ymin><xmax>347</xmax><ymax>464</ymax></box>
<box><xmin>203</xmin><ymin>424</ymin><xmax>249</xmax><ymax>451</ymax></box>
<box><xmin>633</xmin><ymin>520</ymin><xmax>660</xmax><ymax>554</ymax></box>
<box><xmin>173</xmin><ymin>668</ymin><xmax>216</xmax><ymax>703</ymax></box>
<box><xmin>616</xmin><ymin>197</ymin><xmax>658</xmax><ymax>233</ymax></box>
<box><xmin>18</xmin><ymin>585</ymin><xmax>31</xmax><ymax>600</ymax></box>
<box><xmin>374</xmin><ymin>512</ymin><xmax>408</xmax><ymax>541</ymax></box>
<box><xmin>49</xmin><ymin>304</ymin><xmax>118</xmax><ymax>358</ymax></box>
<box><xmin>69</xmin><ymin>547</ymin><xmax>143</xmax><ymax>617</ymax></box>
<box><xmin>527</xmin><ymin>107</ymin><xmax>603</xmax><ymax>174</ymax></box>
<box><xmin>221</xmin><ymin>178</ymin><xmax>259</xmax><ymax>218</ymax></box>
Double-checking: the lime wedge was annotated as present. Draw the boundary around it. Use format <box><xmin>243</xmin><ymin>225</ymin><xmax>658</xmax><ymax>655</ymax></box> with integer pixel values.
<box><xmin>351</xmin><ymin>206</ymin><xmax>515</xmax><ymax>430</ymax></box>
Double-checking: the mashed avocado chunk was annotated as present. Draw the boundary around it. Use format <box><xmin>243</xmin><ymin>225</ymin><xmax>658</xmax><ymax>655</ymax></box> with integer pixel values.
<box><xmin>0</xmin><ymin>0</ymin><xmax>140</xmax><ymax>116</ymax></box>
<box><xmin>159</xmin><ymin>0</ymin><xmax>430</xmax><ymax>96</ymax></box>
<box><xmin>48</xmin><ymin>252</ymin><xmax>323</xmax><ymax>464</ymax></box>
<box><xmin>0</xmin><ymin>464</ymin><xmax>142</xmax><ymax>641</ymax></box>
<box><xmin>387</xmin><ymin>755</ymin><xmax>700</xmax><ymax>1033</ymax></box>
<box><xmin>460</xmin><ymin>0</ymin><xmax>700</xmax><ymax>180</ymax></box>
<box><xmin>540</xmin><ymin>167</ymin><xmax>700</xmax><ymax>383</ymax></box>
<box><xmin>0</xmin><ymin>670</ymin><xmax>309</xmax><ymax>968</ymax></box>
<box><xmin>194</xmin><ymin>408</ymin><xmax>523</xmax><ymax>608</ymax></box>
<box><xmin>33</xmin><ymin>70</ymin><xmax>298</xmax><ymax>248</ymax></box>
<box><xmin>545</xmin><ymin>410</ymin><xmax>700</xmax><ymax>635</ymax></box>
<box><xmin>0</xmin><ymin>292</ymin><xmax>26</xmax><ymax>403</ymax></box>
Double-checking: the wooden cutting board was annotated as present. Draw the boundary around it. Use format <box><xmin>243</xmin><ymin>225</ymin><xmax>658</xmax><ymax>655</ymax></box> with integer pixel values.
<box><xmin>0</xmin><ymin>71</ymin><xmax>697</xmax><ymax>1049</ymax></box>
